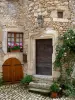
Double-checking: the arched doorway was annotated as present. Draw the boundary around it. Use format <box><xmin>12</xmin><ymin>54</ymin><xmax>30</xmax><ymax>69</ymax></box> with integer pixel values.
<box><xmin>2</xmin><ymin>58</ymin><xmax>23</xmax><ymax>83</ymax></box>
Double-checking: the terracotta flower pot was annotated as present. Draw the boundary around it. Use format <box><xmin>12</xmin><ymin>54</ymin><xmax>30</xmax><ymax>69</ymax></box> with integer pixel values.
<box><xmin>11</xmin><ymin>49</ymin><xmax>20</xmax><ymax>52</ymax></box>
<box><xmin>51</xmin><ymin>92</ymin><xmax>58</xmax><ymax>98</ymax></box>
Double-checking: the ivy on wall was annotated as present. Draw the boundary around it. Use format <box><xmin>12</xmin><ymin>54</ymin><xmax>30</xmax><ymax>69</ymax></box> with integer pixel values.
<box><xmin>54</xmin><ymin>29</ymin><xmax>75</xmax><ymax>79</ymax></box>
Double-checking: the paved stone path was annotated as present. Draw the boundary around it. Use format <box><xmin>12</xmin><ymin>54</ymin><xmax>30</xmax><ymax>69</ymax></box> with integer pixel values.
<box><xmin>0</xmin><ymin>84</ymin><xmax>74</xmax><ymax>100</ymax></box>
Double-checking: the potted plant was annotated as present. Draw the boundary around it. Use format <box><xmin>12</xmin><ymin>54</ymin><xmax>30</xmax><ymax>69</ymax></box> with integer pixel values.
<box><xmin>20</xmin><ymin>75</ymin><xmax>33</xmax><ymax>87</ymax></box>
<box><xmin>50</xmin><ymin>82</ymin><xmax>61</xmax><ymax>98</ymax></box>
<box><xmin>10</xmin><ymin>44</ymin><xmax>20</xmax><ymax>52</ymax></box>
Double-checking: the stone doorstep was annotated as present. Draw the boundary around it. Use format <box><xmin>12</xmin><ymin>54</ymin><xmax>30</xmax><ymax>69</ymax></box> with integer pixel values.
<box><xmin>29</xmin><ymin>88</ymin><xmax>50</xmax><ymax>94</ymax></box>
<box><xmin>29</xmin><ymin>82</ymin><xmax>52</xmax><ymax>90</ymax></box>
<box><xmin>33</xmin><ymin>80</ymin><xmax>53</xmax><ymax>83</ymax></box>
<box><xmin>35</xmin><ymin>80</ymin><xmax>53</xmax><ymax>84</ymax></box>
<box><xmin>33</xmin><ymin>75</ymin><xmax>53</xmax><ymax>83</ymax></box>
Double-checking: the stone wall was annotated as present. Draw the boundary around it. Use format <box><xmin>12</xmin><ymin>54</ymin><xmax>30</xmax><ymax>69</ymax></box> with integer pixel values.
<box><xmin>22</xmin><ymin>0</ymin><xmax>71</xmax><ymax>54</ymax></box>
<box><xmin>21</xmin><ymin>0</ymin><xmax>72</xmax><ymax>77</ymax></box>
<box><xmin>0</xmin><ymin>0</ymin><xmax>25</xmax><ymax>77</ymax></box>
<box><xmin>0</xmin><ymin>0</ymin><xmax>24</xmax><ymax>28</ymax></box>
<box><xmin>69</xmin><ymin>0</ymin><xmax>75</xmax><ymax>28</ymax></box>
<box><xmin>26</xmin><ymin>0</ymin><xmax>71</xmax><ymax>31</ymax></box>
<box><xmin>0</xmin><ymin>0</ymin><xmax>74</xmax><ymax>78</ymax></box>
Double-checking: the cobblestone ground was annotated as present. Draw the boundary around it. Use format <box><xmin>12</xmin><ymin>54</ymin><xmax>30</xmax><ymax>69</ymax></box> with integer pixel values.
<box><xmin>0</xmin><ymin>84</ymin><xmax>74</xmax><ymax>100</ymax></box>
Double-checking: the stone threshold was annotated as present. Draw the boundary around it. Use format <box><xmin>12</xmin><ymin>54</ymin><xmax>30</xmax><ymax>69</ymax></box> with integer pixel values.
<box><xmin>33</xmin><ymin>75</ymin><xmax>53</xmax><ymax>80</ymax></box>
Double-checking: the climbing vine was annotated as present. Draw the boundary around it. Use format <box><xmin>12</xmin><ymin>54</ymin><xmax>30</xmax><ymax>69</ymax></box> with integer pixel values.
<box><xmin>54</xmin><ymin>29</ymin><xmax>75</xmax><ymax>79</ymax></box>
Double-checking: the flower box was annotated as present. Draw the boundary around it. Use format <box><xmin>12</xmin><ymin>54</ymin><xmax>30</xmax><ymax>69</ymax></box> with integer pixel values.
<box><xmin>8</xmin><ymin>43</ymin><xmax>21</xmax><ymax>52</ymax></box>
<box><xmin>10</xmin><ymin>49</ymin><xmax>20</xmax><ymax>52</ymax></box>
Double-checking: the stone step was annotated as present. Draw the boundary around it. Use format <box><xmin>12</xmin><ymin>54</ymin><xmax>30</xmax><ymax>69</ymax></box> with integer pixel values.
<box><xmin>29</xmin><ymin>82</ymin><xmax>52</xmax><ymax>90</ymax></box>
<box><xmin>29</xmin><ymin>88</ymin><xmax>50</xmax><ymax>94</ymax></box>
<box><xmin>33</xmin><ymin>75</ymin><xmax>53</xmax><ymax>84</ymax></box>
<box><xmin>29</xmin><ymin>76</ymin><xmax>53</xmax><ymax>94</ymax></box>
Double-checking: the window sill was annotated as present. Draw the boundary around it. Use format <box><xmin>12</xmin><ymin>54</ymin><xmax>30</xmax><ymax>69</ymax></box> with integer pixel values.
<box><xmin>7</xmin><ymin>49</ymin><xmax>23</xmax><ymax>53</ymax></box>
<box><xmin>7</xmin><ymin>50</ymin><xmax>23</xmax><ymax>53</ymax></box>
<box><xmin>53</xmin><ymin>18</ymin><xmax>69</xmax><ymax>22</ymax></box>
<box><xmin>7</xmin><ymin>52</ymin><xmax>23</xmax><ymax>54</ymax></box>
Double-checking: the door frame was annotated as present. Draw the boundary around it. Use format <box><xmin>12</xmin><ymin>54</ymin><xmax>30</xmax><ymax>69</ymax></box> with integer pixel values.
<box><xmin>28</xmin><ymin>28</ymin><xmax>58</xmax><ymax>78</ymax></box>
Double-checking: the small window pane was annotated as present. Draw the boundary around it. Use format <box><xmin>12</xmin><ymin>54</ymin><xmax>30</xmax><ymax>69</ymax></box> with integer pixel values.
<box><xmin>16</xmin><ymin>38</ymin><xmax>19</xmax><ymax>42</ymax></box>
<box><xmin>57</xmin><ymin>11</ymin><xmax>63</xmax><ymax>18</ymax></box>
<box><xmin>11</xmin><ymin>34</ymin><xmax>14</xmax><ymax>37</ymax></box>
<box><xmin>20</xmin><ymin>38</ymin><xmax>22</xmax><ymax>42</ymax></box>
<box><xmin>8</xmin><ymin>34</ymin><xmax>11</xmax><ymax>37</ymax></box>
<box><xmin>16</xmin><ymin>34</ymin><xmax>19</xmax><ymax>37</ymax></box>
<box><xmin>12</xmin><ymin>38</ymin><xmax>14</xmax><ymax>42</ymax></box>
<box><xmin>8</xmin><ymin>38</ymin><xmax>11</xmax><ymax>41</ymax></box>
<box><xmin>20</xmin><ymin>34</ymin><xmax>22</xmax><ymax>38</ymax></box>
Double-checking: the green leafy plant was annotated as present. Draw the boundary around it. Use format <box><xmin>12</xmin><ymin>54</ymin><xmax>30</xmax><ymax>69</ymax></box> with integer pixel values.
<box><xmin>21</xmin><ymin>75</ymin><xmax>33</xmax><ymax>84</ymax></box>
<box><xmin>63</xmin><ymin>84</ymin><xmax>75</xmax><ymax>97</ymax></box>
<box><xmin>72</xmin><ymin>79</ymin><xmax>75</xmax><ymax>86</ymax></box>
<box><xmin>54</xmin><ymin>29</ymin><xmax>75</xmax><ymax>81</ymax></box>
<box><xmin>0</xmin><ymin>78</ymin><xmax>4</xmax><ymax>86</ymax></box>
<box><xmin>11</xmin><ymin>45</ymin><xmax>20</xmax><ymax>50</ymax></box>
<box><xmin>8</xmin><ymin>43</ymin><xmax>20</xmax><ymax>51</ymax></box>
<box><xmin>50</xmin><ymin>82</ymin><xmax>61</xmax><ymax>93</ymax></box>
<box><xmin>54</xmin><ymin>29</ymin><xmax>75</xmax><ymax>97</ymax></box>
<box><xmin>54</xmin><ymin>29</ymin><xmax>75</xmax><ymax>68</ymax></box>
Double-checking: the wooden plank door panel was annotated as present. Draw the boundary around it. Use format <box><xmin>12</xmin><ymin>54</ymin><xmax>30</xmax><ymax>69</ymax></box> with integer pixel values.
<box><xmin>14</xmin><ymin>66</ymin><xmax>23</xmax><ymax>82</ymax></box>
<box><xmin>3</xmin><ymin>58</ymin><xmax>23</xmax><ymax>83</ymax></box>
<box><xmin>36</xmin><ymin>39</ymin><xmax>53</xmax><ymax>75</ymax></box>
<box><xmin>3</xmin><ymin>66</ymin><xmax>9</xmax><ymax>82</ymax></box>
<box><xmin>3</xmin><ymin>58</ymin><xmax>12</xmax><ymax>82</ymax></box>
<box><xmin>13</xmin><ymin>58</ymin><xmax>23</xmax><ymax>82</ymax></box>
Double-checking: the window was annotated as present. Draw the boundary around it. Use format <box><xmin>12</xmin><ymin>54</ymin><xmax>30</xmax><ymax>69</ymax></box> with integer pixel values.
<box><xmin>57</xmin><ymin>11</ymin><xmax>63</xmax><ymax>18</ymax></box>
<box><xmin>7</xmin><ymin>32</ymin><xmax>23</xmax><ymax>52</ymax></box>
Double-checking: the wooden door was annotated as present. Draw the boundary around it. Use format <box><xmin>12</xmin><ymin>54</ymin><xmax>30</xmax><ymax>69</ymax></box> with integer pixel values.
<box><xmin>3</xmin><ymin>58</ymin><xmax>23</xmax><ymax>83</ymax></box>
<box><xmin>36</xmin><ymin>39</ymin><xmax>53</xmax><ymax>75</ymax></box>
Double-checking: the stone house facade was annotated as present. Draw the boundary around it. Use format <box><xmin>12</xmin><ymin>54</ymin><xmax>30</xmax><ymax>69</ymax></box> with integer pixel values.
<box><xmin>0</xmin><ymin>0</ymin><xmax>75</xmax><ymax>82</ymax></box>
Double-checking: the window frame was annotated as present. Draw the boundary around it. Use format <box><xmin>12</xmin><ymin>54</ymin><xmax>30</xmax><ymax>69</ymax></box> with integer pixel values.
<box><xmin>57</xmin><ymin>11</ymin><xmax>63</xmax><ymax>18</ymax></box>
<box><xmin>7</xmin><ymin>32</ymin><xmax>23</xmax><ymax>52</ymax></box>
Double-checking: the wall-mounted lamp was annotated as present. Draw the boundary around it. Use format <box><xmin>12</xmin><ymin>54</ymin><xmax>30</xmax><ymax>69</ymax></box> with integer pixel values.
<box><xmin>37</xmin><ymin>15</ymin><xmax>44</xmax><ymax>28</ymax></box>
